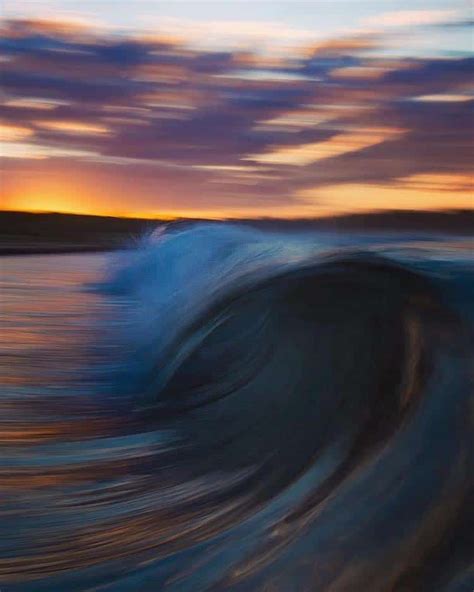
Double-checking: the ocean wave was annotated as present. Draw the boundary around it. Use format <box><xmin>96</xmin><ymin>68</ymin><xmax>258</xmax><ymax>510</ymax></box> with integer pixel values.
<box><xmin>1</xmin><ymin>224</ymin><xmax>473</xmax><ymax>591</ymax></box>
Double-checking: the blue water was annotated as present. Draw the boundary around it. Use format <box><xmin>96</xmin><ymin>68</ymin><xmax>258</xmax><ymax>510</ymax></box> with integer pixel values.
<box><xmin>0</xmin><ymin>225</ymin><xmax>473</xmax><ymax>591</ymax></box>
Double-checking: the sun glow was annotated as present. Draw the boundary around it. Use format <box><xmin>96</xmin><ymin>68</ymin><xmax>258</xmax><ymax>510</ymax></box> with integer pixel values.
<box><xmin>297</xmin><ymin>174</ymin><xmax>474</xmax><ymax>214</ymax></box>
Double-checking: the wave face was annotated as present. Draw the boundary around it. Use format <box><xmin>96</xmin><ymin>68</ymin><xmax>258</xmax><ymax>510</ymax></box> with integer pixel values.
<box><xmin>1</xmin><ymin>224</ymin><xmax>473</xmax><ymax>592</ymax></box>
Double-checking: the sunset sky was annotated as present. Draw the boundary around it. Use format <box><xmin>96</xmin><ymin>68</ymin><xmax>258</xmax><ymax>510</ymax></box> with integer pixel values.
<box><xmin>1</xmin><ymin>1</ymin><xmax>473</xmax><ymax>218</ymax></box>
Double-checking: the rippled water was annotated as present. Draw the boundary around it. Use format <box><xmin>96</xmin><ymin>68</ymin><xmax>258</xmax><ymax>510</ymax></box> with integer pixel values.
<box><xmin>2</xmin><ymin>254</ymin><xmax>109</xmax><ymax>393</ymax></box>
<box><xmin>1</xmin><ymin>227</ymin><xmax>473</xmax><ymax>592</ymax></box>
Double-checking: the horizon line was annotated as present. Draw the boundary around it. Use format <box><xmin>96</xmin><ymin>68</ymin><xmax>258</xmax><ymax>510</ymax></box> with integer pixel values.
<box><xmin>1</xmin><ymin>207</ymin><xmax>473</xmax><ymax>223</ymax></box>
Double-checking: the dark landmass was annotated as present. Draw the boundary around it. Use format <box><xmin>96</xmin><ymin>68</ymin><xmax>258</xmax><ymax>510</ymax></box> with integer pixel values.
<box><xmin>0</xmin><ymin>212</ymin><xmax>161</xmax><ymax>255</ymax></box>
<box><xmin>244</xmin><ymin>209</ymin><xmax>474</xmax><ymax>234</ymax></box>
<box><xmin>1</xmin><ymin>209</ymin><xmax>473</xmax><ymax>255</ymax></box>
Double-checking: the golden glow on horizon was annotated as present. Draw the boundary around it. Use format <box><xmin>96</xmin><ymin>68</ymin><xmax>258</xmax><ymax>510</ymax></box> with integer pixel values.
<box><xmin>2</xmin><ymin>165</ymin><xmax>471</xmax><ymax>221</ymax></box>
<box><xmin>1</xmin><ymin>199</ymin><xmax>312</xmax><ymax>221</ymax></box>
<box><xmin>4</xmin><ymin>182</ymin><xmax>472</xmax><ymax>222</ymax></box>
<box><xmin>3</xmin><ymin>185</ymin><xmax>97</xmax><ymax>217</ymax></box>
<box><xmin>1</xmin><ymin>174</ymin><xmax>227</xmax><ymax>220</ymax></box>
<box><xmin>298</xmin><ymin>173</ymin><xmax>474</xmax><ymax>214</ymax></box>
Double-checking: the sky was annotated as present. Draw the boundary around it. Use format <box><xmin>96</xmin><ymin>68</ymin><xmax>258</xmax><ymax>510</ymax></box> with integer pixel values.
<box><xmin>1</xmin><ymin>0</ymin><xmax>473</xmax><ymax>218</ymax></box>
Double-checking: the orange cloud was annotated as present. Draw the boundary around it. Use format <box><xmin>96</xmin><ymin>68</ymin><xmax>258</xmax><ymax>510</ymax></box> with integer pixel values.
<box><xmin>304</xmin><ymin>34</ymin><xmax>379</xmax><ymax>57</ymax></box>
<box><xmin>35</xmin><ymin>121</ymin><xmax>110</xmax><ymax>135</ymax></box>
<box><xmin>1</xmin><ymin>17</ymin><xmax>97</xmax><ymax>41</ymax></box>
<box><xmin>246</xmin><ymin>128</ymin><xmax>404</xmax><ymax>166</ymax></box>
<box><xmin>297</xmin><ymin>173</ymin><xmax>474</xmax><ymax>215</ymax></box>
<box><xmin>413</xmin><ymin>94</ymin><xmax>473</xmax><ymax>103</ymax></box>
<box><xmin>0</xmin><ymin>124</ymin><xmax>34</xmax><ymax>141</ymax></box>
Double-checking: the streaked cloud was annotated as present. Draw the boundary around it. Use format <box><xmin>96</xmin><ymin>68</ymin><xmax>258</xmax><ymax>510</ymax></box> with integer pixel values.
<box><xmin>363</xmin><ymin>10</ymin><xmax>458</xmax><ymax>29</ymax></box>
<box><xmin>0</xmin><ymin>124</ymin><xmax>34</xmax><ymax>141</ymax></box>
<box><xmin>246</xmin><ymin>128</ymin><xmax>404</xmax><ymax>166</ymax></box>
<box><xmin>137</xmin><ymin>17</ymin><xmax>320</xmax><ymax>52</ymax></box>
<box><xmin>34</xmin><ymin>120</ymin><xmax>110</xmax><ymax>135</ymax></box>
<box><xmin>413</xmin><ymin>93</ymin><xmax>473</xmax><ymax>102</ymax></box>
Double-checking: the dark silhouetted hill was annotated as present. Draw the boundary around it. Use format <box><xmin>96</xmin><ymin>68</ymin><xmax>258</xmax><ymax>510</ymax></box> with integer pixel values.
<box><xmin>1</xmin><ymin>209</ymin><xmax>473</xmax><ymax>255</ymax></box>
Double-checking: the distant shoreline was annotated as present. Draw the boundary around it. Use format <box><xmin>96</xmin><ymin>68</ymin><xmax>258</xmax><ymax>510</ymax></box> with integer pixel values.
<box><xmin>1</xmin><ymin>210</ymin><xmax>473</xmax><ymax>256</ymax></box>
<box><xmin>0</xmin><ymin>244</ymin><xmax>122</xmax><ymax>257</ymax></box>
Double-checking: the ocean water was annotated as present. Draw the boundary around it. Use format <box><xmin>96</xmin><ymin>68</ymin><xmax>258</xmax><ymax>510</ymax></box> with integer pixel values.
<box><xmin>0</xmin><ymin>224</ymin><xmax>473</xmax><ymax>592</ymax></box>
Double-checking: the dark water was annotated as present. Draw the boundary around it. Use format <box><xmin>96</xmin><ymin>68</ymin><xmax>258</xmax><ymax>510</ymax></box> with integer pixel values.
<box><xmin>1</xmin><ymin>225</ymin><xmax>473</xmax><ymax>591</ymax></box>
